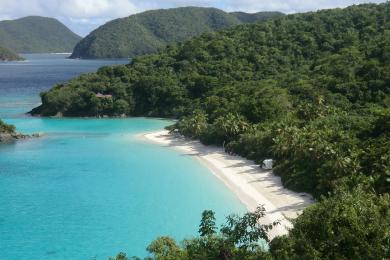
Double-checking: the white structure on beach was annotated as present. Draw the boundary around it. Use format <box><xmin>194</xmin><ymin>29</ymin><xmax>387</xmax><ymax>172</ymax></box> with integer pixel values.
<box><xmin>262</xmin><ymin>159</ymin><xmax>273</xmax><ymax>170</ymax></box>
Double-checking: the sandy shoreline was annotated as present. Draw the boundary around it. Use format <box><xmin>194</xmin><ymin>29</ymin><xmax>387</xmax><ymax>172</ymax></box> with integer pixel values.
<box><xmin>141</xmin><ymin>130</ymin><xmax>314</xmax><ymax>238</ymax></box>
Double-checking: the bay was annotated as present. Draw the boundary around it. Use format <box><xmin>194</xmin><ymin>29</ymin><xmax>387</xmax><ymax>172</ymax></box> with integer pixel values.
<box><xmin>0</xmin><ymin>54</ymin><xmax>245</xmax><ymax>259</ymax></box>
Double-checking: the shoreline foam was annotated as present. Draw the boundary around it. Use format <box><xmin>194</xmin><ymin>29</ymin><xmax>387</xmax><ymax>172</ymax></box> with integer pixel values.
<box><xmin>141</xmin><ymin>130</ymin><xmax>314</xmax><ymax>238</ymax></box>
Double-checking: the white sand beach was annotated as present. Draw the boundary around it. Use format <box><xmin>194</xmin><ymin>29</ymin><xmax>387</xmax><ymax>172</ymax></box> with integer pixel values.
<box><xmin>142</xmin><ymin>130</ymin><xmax>314</xmax><ymax>238</ymax></box>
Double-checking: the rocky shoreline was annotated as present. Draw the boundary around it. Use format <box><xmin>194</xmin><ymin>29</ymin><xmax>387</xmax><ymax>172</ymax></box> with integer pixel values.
<box><xmin>0</xmin><ymin>132</ymin><xmax>41</xmax><ymax>143</ymax></box>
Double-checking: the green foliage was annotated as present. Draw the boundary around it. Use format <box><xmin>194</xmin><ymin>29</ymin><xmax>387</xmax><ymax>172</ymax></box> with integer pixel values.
<box><xmin>144</xmin><ymin>206</ymin><xmax>275</xmax><ymax>260</ymax></box>
<box><xmin>0</xmin><ymin>45</ymin><xmax>23</xmax><ymax>61</ymax></box>
<box><xmin>0</xmin><ymin>119</ymin><xmax>16</xmax><ymax>134</ymax></box>
<box><xmin>201</xmin><ymin>113</ymin><xmax>250</xmax><ymax>145</ymax></box>
<box><xmin>270</xmin><ymin>187</ymin><xmax>390</xmax><ymax>260</ymax></box>
<box><xmin>70</xmin><ymin>7</ymin><xmax>283</xmax><ymax>59</ymax></box>
<box><xmin>359</xmin><ymin>108</ymin><xmax>390</xmax><ymax>194</ymax></box>
<box><xmin>220</xmin><ymin>206</ymin><xmax>278</xmax><ymax>246</ymax></box>
<box><xmin>271</xmin><ymin>115</ymin><xmax>362</xmax><ymax>196</ymax></box>
<box><xmin>0</xmin><ymin>16</ymin><xmax>81</xmax><ymax>53</ymax></box>
<box><xmin>174</xmin><ymin>110</ymin><xmax>208</xmax><ymax>139</ymax></box>
<box><xmin>239</xmin><ymin>84</ymin><xmax>291</xmax><ymax>123</ymax></box>
<box><xmin>113</xmin><ymin>99</ymin><xmax>132</xmax><ymax>115</ymax></box>
<box><xmin>146</xmin><ymin>237</ymin><xmax>183</xmax><ymax>260</ymax></box>
<box><xmin>108</xmin><ymin>252</ymin><xmax>129</xmax><ymax>260</ymax></box>
<box><xmin>199</xmin><ymin>210</ymin><xmax>216</xmax><ymax>237</ymax></box>
<box><xmin>34</xmin><ymin>3</ymin><xmax>390</xmax><ymax>197</ymax></box>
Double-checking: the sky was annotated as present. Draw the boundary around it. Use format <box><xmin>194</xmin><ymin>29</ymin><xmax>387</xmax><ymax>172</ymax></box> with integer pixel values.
<box><xmin>0</xmin><ymin>0</ymin><xmax>387</xmax><ymax>36</ymax></box>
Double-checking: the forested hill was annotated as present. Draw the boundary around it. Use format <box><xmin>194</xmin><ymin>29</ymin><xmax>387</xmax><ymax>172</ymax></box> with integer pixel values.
<box><xmin>69</xmin><ymin>7</ymin><xmax>284</xmax><ymax>59</ymax></box>
<box><xmin>0</xmin><ymin>45</ymin><xmax>23</xmax><ymax>61</ymax></box>
<box><xmin>0</xmin><ymin>16</ymin><xmax>81</xmax><ymax>53</ymax></box>
<box><xmin>33</xmin><ymin>3</ymin><xmax>389</xmax><ymax>198</ymax></box>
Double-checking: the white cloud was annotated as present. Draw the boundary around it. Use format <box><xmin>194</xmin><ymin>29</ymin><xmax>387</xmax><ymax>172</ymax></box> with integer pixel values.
<box><xmin>0</xmin><ymin>0</ymin><xmax>138</xmax><ymax>18</ymax></box>
<box><xmin>0</xmin><ymin>0</ymin><xmax>387</xmax><ymax>36</ymax></box>
<box><xmin>55</xmin><ymin>0</ymin><xmax>137</xmax><ymax>18</ymax></box>
<box><xmin>0</xmin><ymin>0</ymin><xmax>140</xmax><ymax>35</ymax></box>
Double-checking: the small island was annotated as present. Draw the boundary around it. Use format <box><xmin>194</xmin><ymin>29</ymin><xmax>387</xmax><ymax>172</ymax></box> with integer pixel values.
<box><xmin>0</xmin><ymin>119</ymin><xmax>30</xmax><ymax>142</ymax></box>
<box><xmin>0</xmin><ymin>46</ymin><xmax>24</xmax><ymax>61</ymax></box>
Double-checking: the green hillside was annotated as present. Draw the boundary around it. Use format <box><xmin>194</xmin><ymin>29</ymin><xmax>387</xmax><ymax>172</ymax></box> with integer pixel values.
<box><xmin>0</xmin><ymin>16</ymin><xmax>81</xmax><ymax>53</ymax></box>
<box><xmin>0</xmin><ymin>45</ymin><xmax>23</xmax><ymax>61</ymax></box>
<box><xmin>70</xmin><ymin>7</ymin><xmax>283</xmax><ymax>59</ymax></box>
<box><xmin>32</xmin><ymin>3</ymin><xmax>390</xmax><ymax>258</ymax></box>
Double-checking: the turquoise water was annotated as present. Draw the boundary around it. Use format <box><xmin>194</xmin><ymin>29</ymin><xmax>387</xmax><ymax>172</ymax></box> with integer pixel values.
<box><xmin>0</xmin><ymin>55</ymin><xmax>245</xmax><ymax>259</ymax></box>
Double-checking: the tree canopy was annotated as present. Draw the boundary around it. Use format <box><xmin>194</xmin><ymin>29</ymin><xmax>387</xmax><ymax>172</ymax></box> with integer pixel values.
<box><xmin>269</xmin><ymin>187</ymin><xmax>390</xmax><ymax>260</ymax></box>
<box><xmin>0</xmin><ymin>119</ymin><xmax>16</xmax><ymax>134</ymax></box>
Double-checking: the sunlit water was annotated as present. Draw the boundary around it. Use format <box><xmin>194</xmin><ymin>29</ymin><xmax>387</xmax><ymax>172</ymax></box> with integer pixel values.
<box><xmin>0</xmin><ymin>54</ymin><xmax>245</xmax><ymax>259</ymax></box>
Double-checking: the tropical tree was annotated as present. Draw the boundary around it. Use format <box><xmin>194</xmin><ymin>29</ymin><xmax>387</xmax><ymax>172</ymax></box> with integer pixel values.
<box><xmin>270</xmin><ymin>187</ymin><xmax>390</xmax><ymax>260</ymax></box>
<box><xmin>199</xmin><ymin>210</ymin><xmax>217</xmax><ymax>237</ymax></box>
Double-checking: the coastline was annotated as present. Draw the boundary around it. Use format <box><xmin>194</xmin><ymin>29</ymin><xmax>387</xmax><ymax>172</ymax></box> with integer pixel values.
<box><xmin>141</xmin><ymin>130</ymin><xmax>314</xmax><ymax>238</ymax></box>
<box><xmin>0</xmin><ymin>132</ymin><xmax>42</xmax><ymax>143</ymax></box>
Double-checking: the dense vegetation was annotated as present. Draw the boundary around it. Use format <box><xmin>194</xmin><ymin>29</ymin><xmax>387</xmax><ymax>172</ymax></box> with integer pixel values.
<box><xmin>0</xmin><ymin>45</ymin><xmax>23</xmax><ymax>61</ymax></box>
<box><xmin>32</xmin><ymin>3</ymin><xmax>390</xmax><ymax>258</ymax></box>
<box><xmin>0</xmin><ymin>16</ymin><xmax>81</xmax><ymax>53</ymax></box>
<box><xmin>269</xmin><ymin>187</ymin><xmax>390</xmax><ymax>259</ymax></box>
<box><xmin>0</xmin><ymin>119</ymin><xmax>21</xmax><ymax>143</ymax></box>
<box><xmin>70</xmin><ymin>7</ymin><xmax>283</xmax><ymax>59</ymax></box>
<box><xmin>0</xmin><ymin>119</ymin><xmax>16</xmax><ymax>134</ymax></box>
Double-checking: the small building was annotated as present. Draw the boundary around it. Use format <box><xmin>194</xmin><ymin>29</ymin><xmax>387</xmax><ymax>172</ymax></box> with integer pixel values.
<box><xmin>95</xmin><ymin>93</ymin><xmax>112</xmax><ymax>99</ymax></box>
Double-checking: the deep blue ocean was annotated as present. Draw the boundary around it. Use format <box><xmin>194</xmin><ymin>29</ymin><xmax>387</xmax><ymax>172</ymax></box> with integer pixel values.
<box><xmin>0</xmin><ymin>54</ymin><xmax>245</xmax><ymax>259</ymax></box>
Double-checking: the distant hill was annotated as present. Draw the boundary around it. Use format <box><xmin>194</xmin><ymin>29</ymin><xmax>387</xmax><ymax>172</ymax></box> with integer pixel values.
<box><xmin>0</xmin><ymin>45</ymin><xmax>23</xmax><ymax>61</ymax></box>
<box><xmin>0</xmin><ymin>16</ymin><xmax>81</xmax><ymax>53</ymax></box>
<box><xmin>70</xmin><ymin>7</ymin><xmax>283</xmax><ymax>59</ymax></box>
